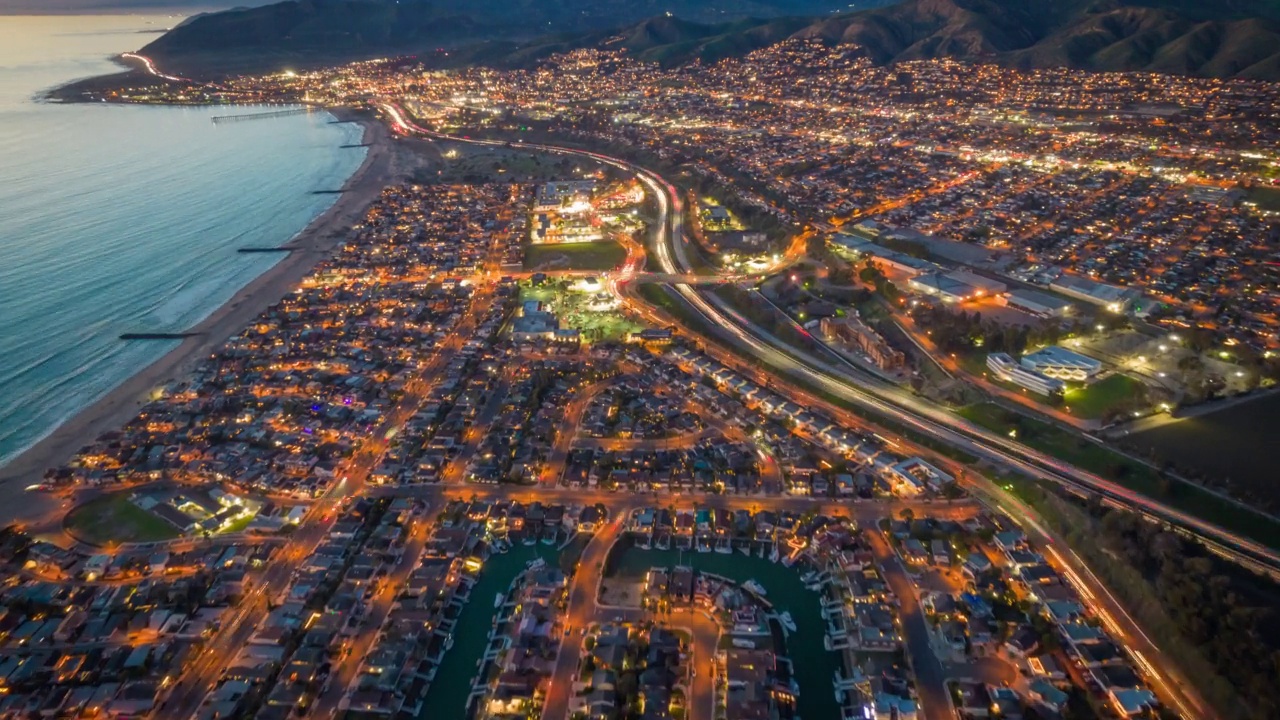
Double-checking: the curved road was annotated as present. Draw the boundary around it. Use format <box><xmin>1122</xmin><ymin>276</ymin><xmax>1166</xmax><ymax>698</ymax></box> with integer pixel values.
<box><xmin>379</xmin><ymin>100</ymin><xmax>1278</xmax><ymax>579</ymax></box>
<box><xmin>379</xmin><ymin>101</ymin><xmax>1228</xmax><ymax>719</ymax></box>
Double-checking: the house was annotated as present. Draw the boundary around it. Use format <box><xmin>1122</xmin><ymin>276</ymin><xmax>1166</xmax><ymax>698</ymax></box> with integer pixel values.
<box><xmin>1109</xmin><ymin>687</ymin><xmax>1158</xmax><ymax>717</ymax></box>
<box><xmin>901</xmin><ymin>539</ymin><xmax>929</xmax><ymax>565</ymax></box>
<box><xmin>930</xmin><ymin>539</ymin><xmax>950</xmax><ymax>565</ymax></box>
<box><xmin>988</xmin><ymin>686</ymin><xmax>1023</xmax><ymax>718</ymax></box>
<box><xmin>1028</xmin><ymin>679</ymin><xmax>1069</xmax><ymax>713</ymax></box>
<box><xmin>1027</xmin><ymin>653</ymin><xmax>1067</xmax><ymax>681</ymax></box>
<box><xmin>578</xmin><ymin>506</ymin><xmax>604</xmax><ymax>533</ymax></box>
<box><xmin>670</xmin><ymin>567</ymin><xmax>694</xmax><ymax>605</ymax></box>
<box><xmin>1004</xmin><ymin>626</ymin><xmax>1040</xmax><ymax>658</ymax></box>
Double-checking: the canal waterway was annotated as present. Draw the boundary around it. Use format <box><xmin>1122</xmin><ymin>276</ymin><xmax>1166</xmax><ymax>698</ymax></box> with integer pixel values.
<box><xmin>418</xmin><ymin>543</ymin><xmax>561</xmax><ymax>720</ymax></box>
<box><xmin>607</xmin><ymin>545</ymin><xmax>843</xmax><ymax>720</ymax></box>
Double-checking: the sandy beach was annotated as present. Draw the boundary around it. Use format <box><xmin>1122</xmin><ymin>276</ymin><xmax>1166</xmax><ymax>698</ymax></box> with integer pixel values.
<box><xmin>0</xmin><ymin>107</ymin><xmax>402</xmax><ymax>525</ymax></box>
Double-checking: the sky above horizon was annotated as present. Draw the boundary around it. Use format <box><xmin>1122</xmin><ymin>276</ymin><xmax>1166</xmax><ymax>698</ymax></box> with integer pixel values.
<box><xmin>0</xmin><ymin>0</ymin><xmax>273</xmax><ymax>14</ymax></box>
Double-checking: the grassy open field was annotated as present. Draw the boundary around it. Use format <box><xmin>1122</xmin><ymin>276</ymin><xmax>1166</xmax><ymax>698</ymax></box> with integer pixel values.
<box><xmin>520</xmin><ymin>279</ymin><xmax>643</xmax><ymax>341</ymax></box>
<box><xmin>524</xmin><ymin>241</ymin><xmax>627</xmax><ymax>271</ymax></box>
<box><xmin>1061</xmin><ymin>373</ymin><xmax>1147</xmax><ymax>419</ymax></box>
<box><xmin>64</xmin><ymin>493</ymin><xmax>179</xmax><ymax>545</ymax></box>
<box><xmin>958</xmin><ymin>351</ymin><xmax>1146</xmax><ymax>419</ymax></box>
<box><xmin>1246</xmin><ymin>185</ymin><xmax>1280</xmax><ymax>211</ymax></box>
<box><xmin>958</xmin><ymin>402</ymin><xmax>1280</xmax><ymax>548</ymax></box>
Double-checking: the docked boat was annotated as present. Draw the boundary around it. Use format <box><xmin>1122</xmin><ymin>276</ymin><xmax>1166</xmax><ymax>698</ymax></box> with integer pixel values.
<box><xmin>769</xmin><ymin>546</ymin><xmax>780</xmax><ymax>563</ymax></box>
<box><xmin>696</xmin><ymin>536</ymin><xmax>712</xmax><ymax>553</ymax></box>
<box><xmin>780</xmin><ymin>611</ymin><xmax>797</xmax><ymax>633</ymax></box>
<box><xmin>737</xmin><ymin>542</ymin><xmax>750</xmax><ymax>556</ymax></box>
<box><xmin>715</xmin><ymin>537</ymin><xmax>732</xmax><ymax>554</ymax></box>
<box><xmin>742</xmin><ymin>579</ymin><xmax>767</xmax><ymax>596</ymax></box>
<box><xmin>527</xmin><ymin>557</ymin><xmax>546</xmax><ymax>570</ymax></box>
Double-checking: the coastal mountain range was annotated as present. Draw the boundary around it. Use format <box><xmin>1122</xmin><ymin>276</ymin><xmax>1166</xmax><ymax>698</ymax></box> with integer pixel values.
<box><xmin>135</xmin><ymin>0</ymin><xmax>1280</xmax><ymax>80</ymax></box>
<box><xmin>0</xmin><ymin>0</ymin><xmax>276</xmax><ymax>12</ymax></box>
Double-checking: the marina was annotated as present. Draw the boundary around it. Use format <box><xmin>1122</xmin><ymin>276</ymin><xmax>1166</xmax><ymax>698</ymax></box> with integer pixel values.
<box><xmin>416</xmin><ymin>545</ymin><xmax>559</xmax><ymax>720</ymax></box>
<box><xmin>606</xmin><ymin>544</ymin><xmax>846</xmax><ymax>720</ymax></box>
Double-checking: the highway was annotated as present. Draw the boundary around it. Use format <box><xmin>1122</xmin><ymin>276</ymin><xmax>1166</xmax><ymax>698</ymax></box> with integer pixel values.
<box><xmin>375</xmin><ymin>100</ymin><xmax>1236</xmax><ymax>719</ymax></box>
<box><xmin>120</xmin><ymin>52</ymin><xmax>186</xmax><ymax>83</ymax></box>
<box><xmin>387</xmin><ymin>99</ymin><xmax>1277</xmax><ymax>577</ymax></box>
<box><xmin>651</xmin><ymin>193</ymin><xmax>1280</xmax><ymax>579</ymax></box>
<box><xmin>378</xmin><ymin>99</ymin><xmax>1280</xmax><ymax>571</ymax></box>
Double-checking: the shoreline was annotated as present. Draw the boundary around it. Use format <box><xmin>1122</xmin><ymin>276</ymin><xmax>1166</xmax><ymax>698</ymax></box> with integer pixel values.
<box><xmin>0</xmin><ymin>106</ymin><xmax>398</xmax><ymax>526</ymax></box>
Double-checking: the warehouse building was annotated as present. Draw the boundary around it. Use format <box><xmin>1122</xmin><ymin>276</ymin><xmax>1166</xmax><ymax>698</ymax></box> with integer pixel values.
<box><xmin>997</xmin><ymin>289</ymin><xmax>1075</xmax><ymax>318</ymax></box>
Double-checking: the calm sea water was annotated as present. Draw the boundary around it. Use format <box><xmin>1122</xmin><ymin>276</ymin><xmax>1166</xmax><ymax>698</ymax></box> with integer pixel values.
<box><xmin>0</xmin><ymin>15</ymin><xmax>367</xmax><ymax>468</ymax></box>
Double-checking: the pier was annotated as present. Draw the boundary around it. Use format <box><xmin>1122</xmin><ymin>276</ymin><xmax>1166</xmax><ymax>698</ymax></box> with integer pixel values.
<box><xmin>211</xmin><ymin>107</ymin><xmax>312</xmax><ymax>124</ymax></box>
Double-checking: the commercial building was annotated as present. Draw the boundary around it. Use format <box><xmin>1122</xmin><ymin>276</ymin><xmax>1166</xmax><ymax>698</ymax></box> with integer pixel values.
<box><xmin>1020</xmin><ymin>346</ymin><xmax>1102</xmax><ymax>381</ymax></box>
<box><xmin>987</xmin><ymin>353</ymin><xmax>1066</xmax><ymax>396</ymax></box>
<box><xmin>945</xmin><ymin>270</ymin><xmax>1007</xmax><ymax>297</ymax></box>
<box><xmin>908</xmin><ymin>270</ymin><xmax>1006</xmax><ymax>304</ymax></box>
<box><xmin>1049</xmin><ymin>274</ymin><xmax>1137</xmax><ymax>313</ymax></box>
<box><xmin>907</xmin><ymin>273</ymin><xmax>974</xmax><ymax>303</ymax></box>
<box><xmin>829</xmin><ymin>234</ymin><xmax>938</xmax><ymax>275</ymax></box>
<box><xmin>511</xmin><ymin>300</ymin><xmax>560</xmax><ymax>341</ymax></box>
<box><xmin>997</xmin><ymin>289</ymin><xmax>1074</xmax><ymax>318</ymax></box>
<box><xmin>533</xmin><ymin>180</ymin><xmax>596</xmax><ymax>211</ymax></box>
<box><xmin>885</xmin><ymin>458</ymin><xmax>955</xmax><ymax>495</ymax></box>
<box><xmin>531</xmin><ymin>180</ymin><xmax>603</xmax><ymax>244</ymax></box>
<box><xmin>820</xmin><ymin>316</ymin><xmax>905</xmax><ymax>370</ymax></box>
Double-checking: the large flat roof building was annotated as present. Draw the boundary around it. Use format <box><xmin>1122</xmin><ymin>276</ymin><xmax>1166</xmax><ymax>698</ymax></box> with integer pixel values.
<box><xmin>998</xmin><ymin>289</ymin><xmax>1075</xmax><ymax>318</ymax></box>
<box><xmin>1020</xmin><ymin>346</ymin><xmax>1102</xmax><ymax>381</ymax></box>
<box><xmin>534</xmin><ymin>180</ymin><xmax>596</xmax><ymax>211</ymax></box>
<box><xmin>908</xmin><ymin>269</ymin><xmax>1006</xmax><ymax>304</ymax></box>
<box><xmin>1049</xmin><ymin>274</ymin><xmax>1137</xmax><ymax>313</ymax></box>
<box><xmin>829</xmin><ymin>234</ymin><xmax>939</xmax><ymax>275</ymax></box>
<box><xmin>987</xmin><ymin>353</ymin><xmax>1066</xmax><ymax>396</ymax></box>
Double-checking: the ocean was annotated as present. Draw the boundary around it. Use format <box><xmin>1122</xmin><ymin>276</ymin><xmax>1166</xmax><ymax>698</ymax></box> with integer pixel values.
<box><xmin>0</xmin><ymin>15</ymin><xmax>368</xmax><ymax>469</ymax></box>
